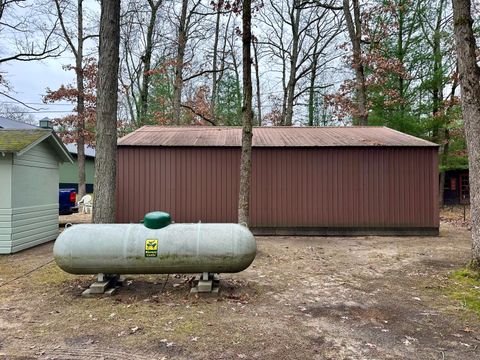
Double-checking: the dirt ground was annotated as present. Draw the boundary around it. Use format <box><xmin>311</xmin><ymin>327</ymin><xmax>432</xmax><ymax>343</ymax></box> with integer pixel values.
<box><xmin>1</xmin><ymin>212</ymin><xmax>480</xmax><ymax>359</ymax></box>
<box><xmin>58</xmin><ymin>212</ymin><xmax>92</xmax><ymax>227</ymax></box>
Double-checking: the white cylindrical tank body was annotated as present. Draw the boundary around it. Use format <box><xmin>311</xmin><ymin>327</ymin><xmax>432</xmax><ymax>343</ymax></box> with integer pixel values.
<box><xmin>54</xmin><ymin>223</ymin><xmax>256</xmax><ymax>275</ymax></box>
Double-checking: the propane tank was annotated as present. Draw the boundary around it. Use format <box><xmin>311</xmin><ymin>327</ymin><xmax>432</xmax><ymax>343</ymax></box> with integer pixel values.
<box><xmin>54</xmin><ymin>212</ymin><xmax>256</xmax><ymax>275</ymax></box>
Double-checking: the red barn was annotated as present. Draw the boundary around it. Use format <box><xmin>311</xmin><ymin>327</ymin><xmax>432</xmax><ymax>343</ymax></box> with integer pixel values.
<box><xmin>116</xmin><ymin>126</ymin><xmax>439</xmax><ymax>235</ymax></box>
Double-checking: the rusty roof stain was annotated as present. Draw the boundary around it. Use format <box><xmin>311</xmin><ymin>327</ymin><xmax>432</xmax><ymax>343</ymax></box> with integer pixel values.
<box><xmin>117</xmin><ymin>126</ymin><xmax>438</xmax><ymax>147</ymax></box>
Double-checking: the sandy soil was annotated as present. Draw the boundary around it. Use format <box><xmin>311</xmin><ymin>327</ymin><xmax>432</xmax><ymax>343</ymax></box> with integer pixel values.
<box><xmin>0</xmin><ymin>218</ymin><xmax>479</xmax><ymax>359</ymax></box>
<box><xmin>59</xmin><ymin>213</ymin><xmax>92</xmax><ymax>227</ymax></box>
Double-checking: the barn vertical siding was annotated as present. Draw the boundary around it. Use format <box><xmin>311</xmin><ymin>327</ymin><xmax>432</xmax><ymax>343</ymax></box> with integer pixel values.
<box><xmin>117</xmin><ymin>147</ymin><xmax>240</xmax><ymax>224</ymax></box>
<box><xmin>117</xmin><ymin>146</ymin><xmax>438</xmax><ymax>234</ymax></box>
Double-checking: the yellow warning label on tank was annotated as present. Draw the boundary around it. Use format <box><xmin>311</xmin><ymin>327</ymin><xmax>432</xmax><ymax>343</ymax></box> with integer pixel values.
<box><xmin>145</xmin><ymin>239</ymin><xmax>158</xmax><ymax>257</ymax></box>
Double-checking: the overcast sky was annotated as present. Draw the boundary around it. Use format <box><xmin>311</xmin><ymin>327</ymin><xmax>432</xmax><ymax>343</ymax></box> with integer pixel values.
<box><xmin>2</xmin><ymin>56</ymin><xmax>77</xmax><ymax>123</ymax></box>
<box><xmin>1</xmin><ymin>0</ymin><xmax>100</xmax><ymax>124</ymax></box>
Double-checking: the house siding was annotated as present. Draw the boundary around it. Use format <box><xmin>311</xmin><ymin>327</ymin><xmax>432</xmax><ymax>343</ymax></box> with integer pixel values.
<box><xmin>59</xmin><ymin>156</ymin><xmax>95</xmax><ymax>188</ymax></box>
<box><xmin>0</xmin><ymin>154</ymin><xmax>12</xmax><ymax>254</ymax></box>
<box><xmin>9</xmin><ymin>142</ymin><xmax>59</xmax><ymax>252</ymax></box>
<box><xmin>10</xmin><ymin>204</ymin><xmax>58</xmax><ymax>253</ymax></box>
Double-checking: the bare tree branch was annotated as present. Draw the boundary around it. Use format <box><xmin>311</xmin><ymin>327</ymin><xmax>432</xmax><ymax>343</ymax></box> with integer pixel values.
<box><xmin>183</xmin><ymin>67</ymin><xmax>230</xmax><ymax>83</ymax></box>
<box><xmin>0</xmin><ymin>91</ymin><xmax>40</xmax><ymax>110</ymax></box>
<box><xmin>53</xmin><ymin>0</ymin><xmax>78</xmax><ymax>58</ymax></box>
<box><xmin>297</xmin><ymin>1</ymin><xmax>343</xmax><ymax>10</ymax></box>
<box><xmin>180</xmin><ymin>103</ymin><xmax>216</xmax><ymax>125</ymax></box>
<box><xmin>0</xmin><ymin>17</ymin><xmax>62</xmax><ymax>63</ymax></box>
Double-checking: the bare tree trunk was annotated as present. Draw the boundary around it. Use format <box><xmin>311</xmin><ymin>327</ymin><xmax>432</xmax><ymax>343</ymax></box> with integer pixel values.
<box><xmin>438</xmin><ymin>127</ymin><xmax>449</xmax><ymax>206</ymax></box>
<box><xmin>280</xmin><ymin>50</ymin><xmax>287</xmax><ymax>125</ymax></box>
<box><xmin>211</xmin><ymin>7</ymin><xmax>221</xmax><ymax>123</ymax></box>
<box><xmin>173</xmin><ymin>0</ymin><xmax>188</xmax><ymax>124</ymax></box>
<box><xmin>139</xmin><ymin>0</ymin><xmax>162</xmax><ymax>125</ymax></box>
<box><xmin>439</xmin><ymin>68</ymin><xmax>458</xmax><ymax>207</ymax></box>
<box><xmin>54</xmin><ymin>0</ymin><xmax>87</xmax><ymax>198</ymax></box>
<box><xmin>281</xmin><ymin>86</ymin><xmax>287</xmax><ymax>125</ymax></box>
<box><xmin>308</xmin><ymin>65</ymin><xmax>317</xmax><ymax>127</ymax></box>
<box><xmin>253</xmin><ymin>38</ymin><xmax>262</xmax><ymax>126</ymax></box>
<box><xmin>397</xmin><ymin>1</ymin><xmax>405</xmax><ymax>126</ymax></box>
<box><xmin>308</xmin><ymin>37</ymin><xmax>320</xmax><ymax>127</ymax></box>
<box><xmin>431</xmin><ymin>0</ymin><xmax>445</xmax><ymax>142</ymax></box>
<box><xmin>284</xmin><ymin>2</ymin><xmax>300</xmax><ymax>126</ymax></box>
<box><xmin>121</xmin><ymin>76</ymin><xmax>136</xmax><ymax>122</ymax></box>
<box><xmin>452</xmin><ymin>0</ymin><xmax>480</xmax><ymax>267</ymax></box>
<box><xmin>343</xmin><ymin>0</ymin><xmax>367</xmax><ymax>125</ymax></box>
<box><xmin>229</xmin><ymin>39</ymin><xmax>242</xmax><ymax>118</ymax></box>
<box><xmin>238</xmin><ymin>0</ymin><xmax>253</xmax><ymax>226</ymax></box>
<box><xmin>217</xmin><ymin>11</ymin><xmax>232</xmax><ymax>87</ymax></box>
<box><xmin>76</xmin><ymin>0</ymin><xmax>86</xmax><ymax>198</ymax></box>
<box><xmin>93</xmin><ymin>0</ymin><xmax>121</xmax><ymax>224</ymax></box>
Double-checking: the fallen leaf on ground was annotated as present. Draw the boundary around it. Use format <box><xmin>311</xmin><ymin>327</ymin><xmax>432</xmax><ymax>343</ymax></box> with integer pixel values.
<box><xmin>130</xmin><ymin>326</ymin><xmax>140</xmax><ymax>333</ymax></box>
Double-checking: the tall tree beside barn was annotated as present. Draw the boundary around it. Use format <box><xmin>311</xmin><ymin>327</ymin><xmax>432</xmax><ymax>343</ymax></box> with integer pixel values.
<box><xmin>342</xmin><ymin>0</ymin><xmax>368</xmax><ymax>125</ymax></box>
<box><xmin>252</xmin><ymin>35</ymin><xmax>262</xmax><ymax>125</ymax></box>
<box><xmin>138</xmin><ymin>0</ymin><xmax>163</xmax><ymax>125</ymax></box>
<box><xmin>53</xmin><ymin>0</ymin><xmax>97</xmax><ymax>198</ymax></box>
<box><xmin>452</xmin><ymin>0</ymin><xmax>480</xmax><ymax>267</ymax></box>
<box><xmin>210</xmin><ymin>2</ymin><xmax>222</xmax><ymax>124</ymax></box>
<box><xmin>238</xmin><ymin>0</ymin><xmax>253</xmax><ymax>226</ymax></box>
<box><xmin>93</xmin><ymin>0</ymin><xmax>120</xmax><ymax>224</ymax></box>
<box><xmin>173</xmin><ymin>0</ymin><xmax>191</xmax><ymax>124</ymax></box>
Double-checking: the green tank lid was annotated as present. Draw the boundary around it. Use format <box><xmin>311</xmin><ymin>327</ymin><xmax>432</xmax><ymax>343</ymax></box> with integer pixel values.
<box><xmin>143</xmin><ymin>211</ymin><xmax>172</xmax><ymax>229</ymax></box>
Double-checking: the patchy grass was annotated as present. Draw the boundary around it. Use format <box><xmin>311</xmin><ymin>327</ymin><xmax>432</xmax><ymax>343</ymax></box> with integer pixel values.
<box><xmin>448</xmin><ymin>268</ymin><xmax>480</xmax><ymax>316</ymax></box>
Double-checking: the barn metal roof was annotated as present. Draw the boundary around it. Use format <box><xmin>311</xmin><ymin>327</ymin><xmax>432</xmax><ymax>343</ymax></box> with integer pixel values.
<box><xmin>0</xmin><ymin>129</ymin><xmax>73</xmax><ymax>162</ymax></box>
<box><xmin>118</xmin><ymin>126</ymin><xmax>438</xmax><ymax>148</ymax></box>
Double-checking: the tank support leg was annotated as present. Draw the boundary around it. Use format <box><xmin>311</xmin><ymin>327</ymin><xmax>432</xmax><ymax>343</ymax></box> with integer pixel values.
<box><xmin>191</xmin><ymin>272</ymin><xmax>220</xmax><ymax>294</ymax></box>
<box><xmin>82</xmin><ymin>274</ymin><xmax>122</xmax><ymax>297</ymax></box>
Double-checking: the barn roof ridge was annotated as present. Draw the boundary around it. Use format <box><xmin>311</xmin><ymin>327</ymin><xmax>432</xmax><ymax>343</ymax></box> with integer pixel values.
<box><xmin>134</xmin><ymin>125</ymin><xmax>389</xmax><ymax>129</ymax></box>
<box><xmin>118</xmin><ymin>126</ymin><xmax>438</xmax><ymax>148</ymax></box>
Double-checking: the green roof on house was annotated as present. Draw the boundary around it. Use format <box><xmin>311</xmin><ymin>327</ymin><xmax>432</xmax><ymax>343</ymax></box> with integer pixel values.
<box><xmin>0</xmin><ymin>129</ymin><xmax>48</xmax><ymax>152</ymax></box>
<box><xmin>0</xmin><ymin>129</ymin><xmax>73</xmax><ymax>163</ymax></box>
